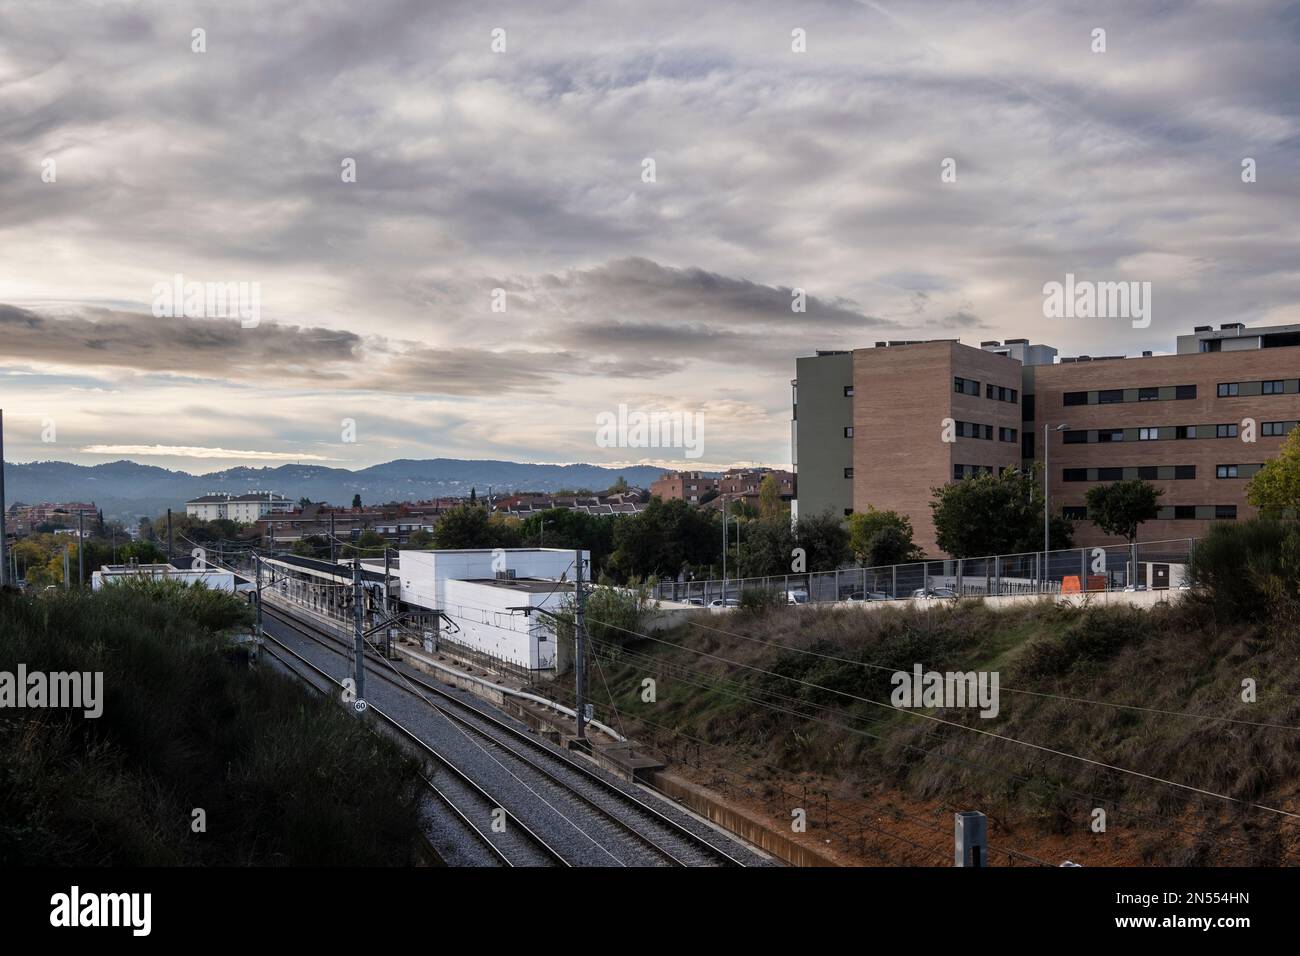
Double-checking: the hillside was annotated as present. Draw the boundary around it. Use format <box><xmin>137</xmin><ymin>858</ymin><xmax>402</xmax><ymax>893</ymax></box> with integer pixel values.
<box><xmin>1</xmin><ymin>458</ymin><xmax>685</xmax><ymax>520</ymax></box>
<box><xmin>583</xmin><ymin>595</ymin><xmax>1300</xmax><ymax>866</ymax></box>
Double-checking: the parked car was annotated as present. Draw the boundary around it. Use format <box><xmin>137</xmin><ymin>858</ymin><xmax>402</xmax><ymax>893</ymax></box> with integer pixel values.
<box><xmin>685</xmin><ymin>597</ymin><xmax>706</xmax><ymax>606</ymax></box>
<box><xmin>708</xmin><ymin>598</ymin><xmax>741</xmax><ymax>608</ymax></box>
<box><xmin>1122</xmin><ymin>584</ymin><xmax>1148</xmax><ymax>592</ymax></box>
<box><xmin>846</xmin><ymin>591</ymin><xmax>891</xmax><ymax>602</ymax></box>
<box><xmin>911</xmin><ymin>587</ymin><xmax>957</xmax><ymax>599</ymax></box>
<box><xmin>787</xmin><ymin>589</ymin><xmax>810</xmax><ymax>605</ymax></box>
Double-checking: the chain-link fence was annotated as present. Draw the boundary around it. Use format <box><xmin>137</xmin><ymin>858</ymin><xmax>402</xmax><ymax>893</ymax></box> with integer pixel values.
<box><xmin>654</xmin><ymin>538</ymin><xmax>1196</xmax><ymax>606</ymax></box>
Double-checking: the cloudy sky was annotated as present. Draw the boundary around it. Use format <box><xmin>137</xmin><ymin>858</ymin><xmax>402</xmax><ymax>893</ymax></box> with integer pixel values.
<box><xmin>2</xmin><ymin>0</ymin><xmax>1298</xmax><ymax>474</ymax></box>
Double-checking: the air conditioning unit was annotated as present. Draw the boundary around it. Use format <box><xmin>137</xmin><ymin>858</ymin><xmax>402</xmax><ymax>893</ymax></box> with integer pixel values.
<box><xmin>495</xmin><ymin>569</ymin><xmax>517</xmax><ymax>580</ymax></box>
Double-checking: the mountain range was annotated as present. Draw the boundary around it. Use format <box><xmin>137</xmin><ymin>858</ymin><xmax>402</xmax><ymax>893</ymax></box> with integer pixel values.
<box><xmin>2</xmin><ymin>458</ymin><xmax>698</xmax><ymax>521</ymax></box>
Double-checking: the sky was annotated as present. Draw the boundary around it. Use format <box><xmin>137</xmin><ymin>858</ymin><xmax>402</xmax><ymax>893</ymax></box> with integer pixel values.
<box><xmin>2</xmin><ymin>0</ymin><xmax>1299</xmax><ymax>474</ymax></box>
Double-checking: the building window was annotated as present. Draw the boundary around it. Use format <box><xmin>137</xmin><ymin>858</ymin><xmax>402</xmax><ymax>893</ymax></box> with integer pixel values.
<box><xmin>1063</xmin><ymin>506</ymin><xmax>1088</xmax><ymax>520</ymax></box>
<box><xmin>1063</xmin><ymin>468</ymin><xmax>1087</xmax><ymax>482</ymax></box>
<box><xmin>1098</xmin><ymin>467</ymin><xmax>1123</xmax><ymax>481</ymax></box>
<box><xmin>1263</xmin><ymin>380</ymin><xmax>1284</xmax><ymax>395</ymax></box>
<box><xmin>1216</xmin><ymin>505</ymin><xmax>1238</xmax><ymax>520</ymax></box>
<box><xmin>954</xmin><ymin>464</ymin><xmax>964</xmax><ymax>481</ymax></box>
<box><xmin>844</xmin><ymin>426</ymin><xmax>854</xmax><ymax>438</ymax></box>
<box><xmin>1063</xmin><ymin>391</ymin><xmax>1088</xmax><ymax>406</ymax></box>
<box><xmin>1139</xmin><ymin>427</ymin><xmax>1159</xmax><ymax>440</ymax></box>
<box><xmin>1064</xmin><ymin>430</ymin><xmax>1088</xmax><ymax>444</ymax></box>
<box><xmin>1217</xmin><ymin>382</ymin><xmax>1240</xmax><ymax>397</ymax></box>
<box><xmin>844</xmin><ymin>467</ymin><xmax>854</xmax><ymax>479</ymax></box>
<box><xmin>1175</xmin><ymin>385</ymin><xmax>1197</xmax><ymax>400</ymax></box>
<box><xmin>1098</xmin><ymin>429</ymin><xmax>1124</xmax><ymax>443</ymax></box>
<box><xmin>954</xmin><ymin>376</ymin><xmax>980</xmax><ymax>396</ymax></box>
<box><xmin>1216</xmin><ymin>423</ymin><xmax>1238</xmax><ymax>438</ymax></box>
<box><xmin>844</xmin><ymin>508</ymin><xmax>853</xmax><ymax>516</ymax></box>
<box><xmin>1174</xmin><ymin>505</ymin><xmax>1196</xmax><ymax>520</ymax></box>
<box><xmin>1138</xmin><ymin>387</ymin><xmax>1159</xmax><ymax>401</ymax></box>
<box><xmin>1138</xmin><ymin>466</ymin><xmax>1158</xmax><ymax>480</ymax></box>
<box><xmin>1216</xmin><ymin>464</ymin><xmax>1239</xmax><ymax>478</ymax></box>
<box><xmin>999</xmin><ymin>427</ymin><xmax>1017</xmax><ymax>443</ymax></box>
<box><xmin>843</xmin><ymin>385</ymin><xmax>855</xmax><ymax>397</ymax></box>
<box><xmin>1174</xmin><ymin>465</ymin><xmax>1196</xmax><ymax>480</ymax></box>
<box><xmin>1262</xmin><ymin>421</ymin><xmax>1295</xmax><ymax>437</ymax></box>
<box><xmin>1176</xmin><ymin>425</ymin><xmax>1197</xmax><ymax>440</ymax></box>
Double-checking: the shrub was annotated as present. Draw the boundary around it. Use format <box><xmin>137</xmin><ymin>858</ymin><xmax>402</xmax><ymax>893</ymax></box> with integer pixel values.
<box><xmin>739</xmin><ymin>587</ymin><xmax>784</xmax><ymax>615</ymax></box>
<box><xmin>1187</xmin><ymin>517</ymin><xmax>1300</xmax><ymax>624</ymax></box>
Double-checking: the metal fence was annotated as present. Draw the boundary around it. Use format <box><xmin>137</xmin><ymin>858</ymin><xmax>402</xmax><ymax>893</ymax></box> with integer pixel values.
<box><xmin>653</xmin><ymin>538</ymin><xmax>1196</xmax><ymax>607</ymax></box>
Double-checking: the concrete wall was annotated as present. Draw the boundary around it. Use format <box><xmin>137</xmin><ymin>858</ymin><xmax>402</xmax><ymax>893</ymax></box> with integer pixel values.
<box><xmin>793</xmin><ymin>351</ymin><xmax>853</xmax><ymax>522</ymax></box>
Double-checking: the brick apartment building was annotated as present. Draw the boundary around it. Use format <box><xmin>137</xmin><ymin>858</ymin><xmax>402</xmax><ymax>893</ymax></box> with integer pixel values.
<box><xmin>650</xmin><ymin>471</ymin><xmax>719</xmax><ymax>503</ymax></box>
<box><xmin>793</xmin><ymin>322</ymin><xmax>1300</xmax><ymax>555</ymax></box>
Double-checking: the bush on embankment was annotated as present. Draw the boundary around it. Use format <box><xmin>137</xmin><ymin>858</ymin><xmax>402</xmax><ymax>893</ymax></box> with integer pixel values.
<box><xmin>0</xmin><ymin>579</ymin><xmax>424</xmax><ymax>865</ymax></box>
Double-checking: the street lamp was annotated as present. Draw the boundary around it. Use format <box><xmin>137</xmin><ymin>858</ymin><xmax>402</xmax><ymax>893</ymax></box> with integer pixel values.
<box><xmin>1044</xmin><ymin>423</ymin><xmax>1070</xmax><ymax>587</ymax></box>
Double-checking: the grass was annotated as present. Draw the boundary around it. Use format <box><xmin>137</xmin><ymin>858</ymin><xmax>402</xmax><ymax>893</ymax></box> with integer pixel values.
<box><xmin>0</xmin><ymin>579</ymin><xmax>425</xmax><ymax>866</ymax></box>
<box><xmin>586</xmin><ymin>593</ymin><xmax>1300</xmax><ymax>864</ymax></box>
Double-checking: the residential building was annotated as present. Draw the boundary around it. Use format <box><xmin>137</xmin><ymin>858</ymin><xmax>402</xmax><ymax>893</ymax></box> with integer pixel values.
<box><xmin>186</xmin><ymin>491</ymin><xmax>291</xmax><ymax>522</ymax></box>
<box><xmin>650</xmin><ymin>472</ymin><xmax>719</xmax><ymax>504</ymax></box>
<box><xmin>792</xmin><ymin>322</ymin><xmax>1300</xmax><ymax>554</ymax></box>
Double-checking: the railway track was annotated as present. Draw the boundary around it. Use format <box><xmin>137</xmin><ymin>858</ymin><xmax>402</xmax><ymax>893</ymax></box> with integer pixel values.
<box><xmin>261</xmin><ymin>600</ymin><xmax>754</xmax><ymax>867</ymax></box>
<box><xmin>260</xmin><ymin>633</ymin><xmax>569</xmax><ymax>867</ymax></box>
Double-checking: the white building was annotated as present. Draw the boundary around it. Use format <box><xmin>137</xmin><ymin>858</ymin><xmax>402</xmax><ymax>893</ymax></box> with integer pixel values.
<box><xmin>91</xmin><ymin>562</ymin><xmax>237</xmax><ymax>592</ymax></box>
<box><xmin>186</xmin><ymin>491</ymin><xmax>291</xmax><ymax>522</ymax></box>
<box><xmin>398</xmin><ymin>549</ymin><xmax>585</xmax><ymax>671</ymax></box>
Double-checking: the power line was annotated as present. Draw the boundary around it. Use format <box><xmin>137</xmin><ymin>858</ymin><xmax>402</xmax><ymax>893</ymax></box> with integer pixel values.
<box><xmin>583</xmin><ymin>615</ymin><xmax>1300</xmax><ymax>822</ymax></box>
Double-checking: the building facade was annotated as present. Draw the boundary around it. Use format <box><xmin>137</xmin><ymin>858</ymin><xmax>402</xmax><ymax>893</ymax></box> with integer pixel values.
<box><xmin>792</xmin><ymin>322</ymin><xmax>1300</xmax><ymax>555</ymax></box>
<box><xmin>650</xmin><ymin>471</ymin><xmax>719</xmax><ymax>503</ymax></box>
<box><xmin>186</xmin><ymin>491</ymin><xmax>291</xmax><ymax>522</ymax></box>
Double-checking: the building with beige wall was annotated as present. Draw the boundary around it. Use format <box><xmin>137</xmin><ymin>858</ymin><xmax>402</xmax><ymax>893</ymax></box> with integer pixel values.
<box><xmin>792</xmin><ymin>322</ymin><xmax>1300</xmax><ymax>556</ymax></box>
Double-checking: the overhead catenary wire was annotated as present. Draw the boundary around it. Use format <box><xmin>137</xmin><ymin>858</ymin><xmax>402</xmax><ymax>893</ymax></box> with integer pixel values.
<box><xmin>582</xmin><ymin>614</ymin><xmax>1300</xmax><ymax>823</ymax></box>
<box><xmin>680</xmin><ymin>614</ymin><xmax>1300</xmax><ymax>732</ymax></box>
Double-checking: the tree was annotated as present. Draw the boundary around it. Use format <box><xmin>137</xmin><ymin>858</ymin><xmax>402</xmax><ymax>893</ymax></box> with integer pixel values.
<box><xmin>431</xmin><ymin>505</ymin><xmax>518</xmax><ymax>550</ymax></box>
<box><xmin>404</xmin><ymin>529</ymin><xmax>434</xmax><ymax>550</ymax></box>
<box><xmin>757</xmin><ymin>474</ymin><xmax>784</xmax><ymax>522</ymax></box>
<box><xmin>610</xmin><ymin>498</ymin><xmax>719</xmax><ymax>579</ymax></box>
<box><xmin>292</xmin><ymin>535</ymin><xmax>330</xmax><ymax>558</ymax></box>
<box><xmin>607</xmin><ymin>476</ymin><xmax>629</xmax><ymax>495</ymax></box>
<box><xmin>298</xmin><ymin>497</ymin><xmax>313</xmax><ymax>509</ymax></box>
<box><xmin>469</xmin><ymin>487</ymin><xmax>477</xmax><ymax>505</ymax></box>
<box><xmin>1247</xmin><ymin>427</ymin><xmax>1300</xmax><ymax>516</ymax></box>
<box><xmin>737</xmin><ymin>518</ymin><xmax>797</xmax><ymax>577</ymax></box>
<box><xmin>794</xmin><ymin>511</ymin><xmax>851</xmax><ymax>571</ymax></box>
<box><xmin>930</xmin><ymin>466</ymin><xmax>1073</xmax><ymax>558</ymax></box>
<box><xmin>1084</xmin><ymin>478</ymin><xmax>1161</xmax><ymax>577</ymax></box>
<box><xmin>847</xmin><ymin>507</ymin><xmax>923</xmax><ymax>565</ymax></box>
<box><xmin>351</xmin><ymin>494</ymin><xmax>362</xmax><ymax>510</ymax></box>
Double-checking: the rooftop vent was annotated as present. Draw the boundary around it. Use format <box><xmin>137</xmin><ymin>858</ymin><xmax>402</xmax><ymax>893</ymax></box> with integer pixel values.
<box><xmin>1220</xmin><ymin>322</ymin><xmax>1245</xmax><ymax>331</ymax></box>
<box><xmin>1004</xmin><ymin>338</ymin><xmax>1029</xmax><ymax>345</ymax></box>
<box><xmin>980</xmin><ymin>340</ymin><xmax>1001</xmax><ymax>347</ymax></box>
<box><xmin>1142</xmin><ymin>350</ymin><xmax>1153</xmax><ymax>357</ymax></box>
<box><xmin>1193</xmin><ymin>325</ymin><xmax>1212</xmax><ymax>332</ymax></box>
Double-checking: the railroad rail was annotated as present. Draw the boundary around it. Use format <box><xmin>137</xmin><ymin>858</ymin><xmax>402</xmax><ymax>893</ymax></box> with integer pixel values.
<box><xmin>261</xmin><ymin>601</ymin><xmax>753</xmax><ymax>867</ymax></box>
<box><xmin>260</xmin><ymin>632</ymin><xmax>569</xmax><ymax>867</ymax></box>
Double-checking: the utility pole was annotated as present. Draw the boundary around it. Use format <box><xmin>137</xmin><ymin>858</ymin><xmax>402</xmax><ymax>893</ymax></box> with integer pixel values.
<box><xmin>166</xmin><ymin>508</ymin><xmax>173</xmax><ymax>562</ymax></box>
<box><xmin>382</xmin><ymin>547</ymin><xmax>393</xmax><ymax>658</ymax></box>
<box><xmin>574</xmin><ymin>547</ymin><xmax>587</xmax><ymax>745</ymax></box>
<box><xmin>62</xmin><ymin>545</ymin><xmax>70</xmax><ymax>589</ymax></box>
<box><xmin>77</xmin><ymin>510</ymin><xmax>85</xmax><ymax>587</ymax></box>
<box><xmin>255</xmin><ymin>549</ymin><xmax>264</xmax><ymax>642</ymax></box>
<box><xmin>721</xmin><ymin>506</ymin><xmax>728</xmax><ymax>602</ymax></box>
<box><xmin>352</xmin><ymin>558</ymin><xmax>365</xmax><ymax>704</ymax></box>
<box><xmin>0</xmin><ymin>409</ymin><xmax>7</xmax><ymax>589</ymax></box>
<box><xmin>330</xmin><ymin>512</ymin><xmax>336</xmax><ymax>562</ymax></box>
